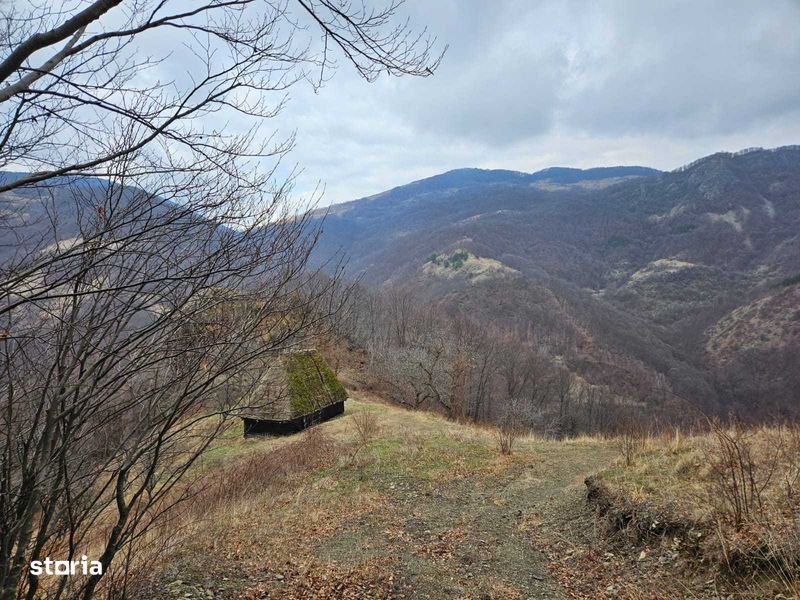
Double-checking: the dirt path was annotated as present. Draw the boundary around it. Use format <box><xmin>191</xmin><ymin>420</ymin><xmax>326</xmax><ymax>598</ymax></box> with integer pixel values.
<box><xmin>315</xmin><ymin>431</ymin><xmax>617</xmax><ymax>598</ymax></box>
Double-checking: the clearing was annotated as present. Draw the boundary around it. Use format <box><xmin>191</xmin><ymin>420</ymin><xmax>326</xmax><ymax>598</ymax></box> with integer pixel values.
<box><xmin>143</xmin><ymin>380</ymin><xmax>710</xmax><ymax>599</ymax></box>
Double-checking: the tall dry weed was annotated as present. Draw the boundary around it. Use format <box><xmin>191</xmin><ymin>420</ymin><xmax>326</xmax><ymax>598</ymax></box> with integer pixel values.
<box><xmin>703</xmin><ymin>420</ymin><xmax>800</xmax><ymax>586</ymax></box>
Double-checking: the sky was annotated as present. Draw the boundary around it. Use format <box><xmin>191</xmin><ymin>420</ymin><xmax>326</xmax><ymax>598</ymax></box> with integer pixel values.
<box><xmin>266</xmin><ymin>0</ymin><xmax>800</xmax><ymax>207</ymax></box>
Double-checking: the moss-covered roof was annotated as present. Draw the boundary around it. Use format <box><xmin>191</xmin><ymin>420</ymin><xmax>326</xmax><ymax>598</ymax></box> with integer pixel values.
<box><xmin>284</xmin><ymin>350</ymin><xmax>347</xmax><ymax>418</ymax></box>
<box><xmin>244</xmin><ymin>350</ymin><xmax>346</xmax><ymax>421</ymax></box>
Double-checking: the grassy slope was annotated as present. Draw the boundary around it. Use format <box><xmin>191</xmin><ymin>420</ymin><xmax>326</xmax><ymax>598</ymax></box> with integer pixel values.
<box><xmin>150</xmin><ymin>371</ymin><xmax>800</xmax><ymax>599</ymax></box>
<box><xmin>148</xmin><ymin>382</ymin><xmax>795</xmax><ymax>599</ymax></box>
<box><xmin>588</xmin><ymin>428</ymin><xmax>800</xmax><ymax>599</ymax></box>
<box><xmin>146</xmin><ymin>384</ymin><xmax>622</xmax><ymax>599</ymax></box>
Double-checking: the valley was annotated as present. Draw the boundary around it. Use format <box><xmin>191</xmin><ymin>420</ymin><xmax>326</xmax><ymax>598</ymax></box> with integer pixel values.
<box><xmin>311</xmin><ymin>147</ymin><xmax>800</xmax><ymax>420</ymax></box>
<box><xmin>2</xmin><ymin>3</ymin><xmax>799</xmax><ymax>598</ymax></box>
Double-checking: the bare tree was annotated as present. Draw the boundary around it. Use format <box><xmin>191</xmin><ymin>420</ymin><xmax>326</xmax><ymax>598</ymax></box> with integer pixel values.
<box><xmin>1</xmin><ymin>166</ymin><xmax>336</xmax><ymax>600</ymax></box>
<box><xmin>0</xmin><ymin>1</ymin><xmax>442</xmax><ymax>598</ymax></box>
<box><xmin>0</xmin><ymin>0</ymin><xmax>443</xmax><ymax>193</ymax></box>
<box><xmin>496</xmin><ymin>396</ymin><xmax>527</xmax><ymax>455</ymax></box>
<box><xmin>386</xmin><ymin>286</ymin><xmax>415</xmax><ymax>348</ymax></box>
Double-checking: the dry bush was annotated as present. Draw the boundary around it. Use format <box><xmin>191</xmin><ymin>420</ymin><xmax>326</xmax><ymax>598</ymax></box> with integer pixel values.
<box><xmin>706</xmin><ymin>420</ymin><xmax>772</xmax><ymax>527</ymax></box>
<box><xmin>702</xmin><ymin>420</ymin><xmax>800</xmax><ymax>585</ymax></box>
<box><xmin>496</xmin><ymin>425</ymin><xmax>516</xmax><ymax>455</ymax></box>
<box><xmin>620</xmin><ymin>428</ymin><xmax>647</xmax><ymax>467</ymax></box>
<box><xmin>496</xmin><ymin>414</ymin><xmax>523</xmax><ymax>456</ymax></box>
<box><xmin>347</xmin><ymin>410</ymin><xmax>381</xmax><ymax>467</ymax></box>
<box><xmin>667</xmin><ymin>426</ymin><xmax>686</xmax><ymax>455</ymax></box>
<box><xmin>351</xmin><ymin>410</ymin><xmax>381</xmax><ymax>447</ymax></box>
<box><xmin>754</xmin><ymin>425</ymin><xmax>800</xmax><ymax>589</ymax></box>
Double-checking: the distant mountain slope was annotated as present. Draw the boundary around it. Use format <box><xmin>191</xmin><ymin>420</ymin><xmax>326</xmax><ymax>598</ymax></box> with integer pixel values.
<box><xmin>322</xmin><ymin>165</ymin><xmax>660</xmax><ymax>218</ymax></box>
<box><xmin>0</xmin><ymin>176</ymin><xmax>241</xmax><ymax>279</ymax></box>
<box><xmin>3</xmin><ymin>148</ymin><xmax>796</xmax><ymax>413</ymax></box>
<box><xmin>311</xmin><ymin>146</ymin><xmax>800</xmax><ymax>412</ymax></box>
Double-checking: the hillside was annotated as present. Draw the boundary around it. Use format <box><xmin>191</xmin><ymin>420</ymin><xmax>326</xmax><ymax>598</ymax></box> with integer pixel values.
<box><xmin>135</xmin><ymin>378</ymin><xmax>784</xmax><ymax>599</ymax></box>
<box><xmin>311</xmin><ymin>165</ymin><xmax>661</xmax><ymax>285</ymax></box>
<box><xmin>310</xmin><ymin>146</ymin><xmax>800</xmax><ymax>415</ymax></box>
<box><xmin>0</xmin><ymin>176</ymin><xmax>177</xmax><ymax>268</ymax></box>
<box><xmin>144</xmin><ymin>389</ymin><xmax>610</xmax><ymax>598</ymax></box>
<box><xmin>136</xmin><ymin>386</ymin><xmax>644</xmax><ymax>599</ymax></box>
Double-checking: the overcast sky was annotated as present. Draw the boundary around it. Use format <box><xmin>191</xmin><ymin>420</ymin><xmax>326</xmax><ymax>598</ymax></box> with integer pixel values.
<box><xmin>271</xmin><ymin>0</ymin><xmax>800</xmax><ymax>206</ymax></box>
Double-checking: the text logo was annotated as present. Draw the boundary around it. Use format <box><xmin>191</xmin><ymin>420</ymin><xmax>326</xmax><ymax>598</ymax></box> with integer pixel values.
<box><xmin>29</xmin><ymin>556</ymin><xmax>102</xmax><ymax>576</ymax></box>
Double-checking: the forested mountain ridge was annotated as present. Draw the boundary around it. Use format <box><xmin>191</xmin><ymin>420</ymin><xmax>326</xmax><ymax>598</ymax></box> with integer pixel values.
<box><xmin>311</xmin><ymin>164</ymin><xmax>661</xmax><ymax>280</ymax></box>
<box><xmin>2</xmin><ymin>146</ymin><xmax>797</xmax><ymax>417</ymax></box>
<box><xmin>312</xmin><ymin>146</ymin><xmax>800</xmax><ymax>415</ymax></box>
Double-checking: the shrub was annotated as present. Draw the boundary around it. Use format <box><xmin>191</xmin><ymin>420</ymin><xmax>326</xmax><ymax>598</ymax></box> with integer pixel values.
<box><xmin>351</xmin><ymin>410</ymin><xmax>380</xmax><ymax>446</ymax></box>
<box><xmin>496</xmin><ymin>403</ymin><xmax>525</xmax><ymax>455</ymax></box>
<box><xmin>672</xmin><ymin>223</ymin><xmax>697</xmax><ymax>234</ymax></box>
<box><xmin>449</xmin><ymin>251</ymin><xmax>469</xmax><ymax>270</ymax></box>
<box><xmin>703</xmin><ymin>421</ymin><xmax>800</xmax><ymax>582</ymax></box>
<box><xmin>777</xmin><ymin>273</ymin><xmax>800</xmax><ymax>287</ymax></box>
<box><xmin>592</xmin><ymin>422</ymin><xmax>800</xmax><ymax>592</ymax></box>
<box><xmin>705</xmin><ymin>420</ymin><xmax>771</xmax><ymax>528</ymax></box>
<box><xmin>620</xmin><ymin>427</ymin><xmax>646</xmax><ymax>467</ymax></box>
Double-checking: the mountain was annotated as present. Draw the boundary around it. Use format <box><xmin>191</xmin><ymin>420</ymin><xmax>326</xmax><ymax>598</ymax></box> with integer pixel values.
<box><xmin>3</xmin><ymin>149</ymin><xmax>797</xmax><ymax>414</ymax></box>
<box><xmin>0</xmin><ymin>175</ymin><xmax>249</xmax><ymax>269</ymax></box>
<box><xmin>311</xmin><ymin>146</ymin><xmax>800</xmax><ymax>414</ymax></box>
<box><xmin>323</xmin><ymin>165</ymin><xmax>660</xmax><ymax>215</ymax></box>
<box><xmin>312</xmin><ymin>165</ymin><xmax>661</xmax><ymax>281</ymax></box>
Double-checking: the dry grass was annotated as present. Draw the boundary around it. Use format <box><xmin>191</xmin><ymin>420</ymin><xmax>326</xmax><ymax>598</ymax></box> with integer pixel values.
<box><xmin>593</xmin><ymin>422</ymin><xmax>800</xmax><ymax>595</ymax></box>
<box><xmin>190</xmin><ymin>426</ymin><xmax>338</xmax><ymax>514</ymax></box>
<box><xmin>129</xmin><ymin>392</ymin><xmax>618</xmax><ymax>598</ymax></box>
<box><xmin>114</xmin><ymin>426</ymin><xmax>340</xmax><ymax>595</ymax></box>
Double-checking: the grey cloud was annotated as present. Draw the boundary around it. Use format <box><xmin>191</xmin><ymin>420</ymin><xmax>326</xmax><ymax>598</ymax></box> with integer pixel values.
<box><xmin>249</xmin><ymin>0</ymin><xmax>800</xmax><ymax>205</ymax></box>
<box><xmin>390</xmin><ymin>0</ymin><xmax>800</xmax><ymax>141</ymax></box>
<box><xmin>560</xmin><ymin>1</ymin><xmax>800</xmax><ymax>136</ymax></box>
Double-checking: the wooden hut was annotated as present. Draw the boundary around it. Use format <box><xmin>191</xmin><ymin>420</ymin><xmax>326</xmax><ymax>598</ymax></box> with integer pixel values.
<box><xmin>242</xmin><ymin>350</ymin><xmax>347</xmax><ymax>437</ymax></box>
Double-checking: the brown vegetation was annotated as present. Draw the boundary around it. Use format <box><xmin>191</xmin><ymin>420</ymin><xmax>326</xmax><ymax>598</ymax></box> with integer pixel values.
<box><xmin>128</xmin><ymin>394</ymin><xmax>619</xmax><ymax>599</ymax></box>
<box><xmin>588</xmin><ymin>421</ymin><xmax>800</xmax><ymax>597</ymax></box>
<box><xmin>310</xmin><ymin>147</ymin><xmax>800</xmax><ymax>422</ymax></box>
<box><xmin>333</xmin><ymin>284</ymin><xmax>694</xmax><ymax>440</ymax></box>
